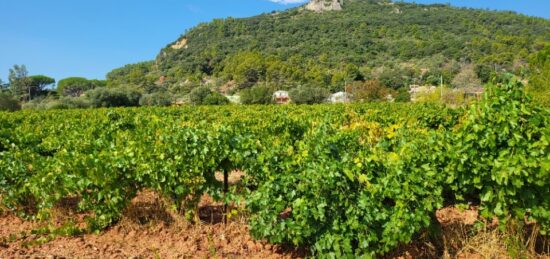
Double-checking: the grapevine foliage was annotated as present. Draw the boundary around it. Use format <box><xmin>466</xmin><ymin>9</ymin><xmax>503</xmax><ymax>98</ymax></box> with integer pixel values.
<box><xmin>0</xmin><ymin>78</ymin><xmax>548</xmax><ymax>256</ymax></box>
<box><xmin>445</xmin><ymin>78</ymin><xmax>550</xmax><ymax>234</ymax></box>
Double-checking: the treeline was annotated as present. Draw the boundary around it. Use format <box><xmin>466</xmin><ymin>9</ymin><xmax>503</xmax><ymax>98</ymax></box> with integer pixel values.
<box><xmin>3</xmin><ymin>44</ymin><xmax>547</xmax><ymax>112</ymax></box>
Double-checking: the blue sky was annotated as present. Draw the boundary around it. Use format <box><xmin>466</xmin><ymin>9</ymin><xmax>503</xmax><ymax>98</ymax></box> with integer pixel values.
<box><xmin>0</xmin><ymin>0</ymin><xmax>548</xmax><ymax>83</ymax></box>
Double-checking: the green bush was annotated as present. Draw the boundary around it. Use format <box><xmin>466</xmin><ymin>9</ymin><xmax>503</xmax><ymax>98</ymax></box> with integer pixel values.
<box><xmin>189</xmin><ymin>86</ymin><xmax>212</xmax><ymax>105</ymax></box>
<box><xmin>86</xmin><ymin>86</ymin><xmax>142</xmax><ymax>108</ymax></box>
<box><xmin>22</xmin><ymin>96</ymin><xmax>52</xmax><ymax>110</ymax></box>
<box><xmin>22</xmin><ymin>96</ymin><xmax>91</xmax><ymax>110</ymax></box>
<box><xmin>445</xmin><ymin>77</ymin><xmax>550</xmax><ymax>234</ymax></box>
<box><xmin>54</xmin><ymin>97</ymin><xmax>92</xmax><ymax>109</ymax></box>
<box><xmin>289</xmin><ymin>86</ymin><xmax>329</xmax><ymax>104</ymax></box>
<box><xmin>203</xmin><ymin>92</ymin><xmax>230</xmax><ymax>105</ymax></box>
<box><xmin>350</xmin><ymin>80</ymin><xmax>393</xmax><ymax>102</ymax></box>
<box><xmin>188</xmin><ymin>86</ymin><xmax>229</xmax><ymax>105</ymax></box>
<box><xmin>139</xmin><ymin>92</ymin><xmax>173</xmax><ymax>106</ymax></box>
<box><xmin>0</xmin><ymin>93</ymin><xmax>21</xmax><ymax>112</ymax></box>
<box><xmin>394</xmin><ymin>88</ymin><xmax>411</xmax><ymax>102</ymax></box>
<box><xmin>240</xmin><ymin>85</ymin><xmax>273</xmax><ymax>104</ymax></box>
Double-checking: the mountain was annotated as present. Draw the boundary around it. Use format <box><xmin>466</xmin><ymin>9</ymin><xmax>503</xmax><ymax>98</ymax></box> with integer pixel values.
<box><xmin>106</xmin><ymin>0</ymin><xmax>550</xmax><ymax>94</ymax></box>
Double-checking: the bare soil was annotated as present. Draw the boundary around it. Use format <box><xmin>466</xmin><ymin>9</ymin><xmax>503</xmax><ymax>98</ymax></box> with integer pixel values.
<box><xmin>1</xmin><ymin>193</ymin><xmax>547</xmax><ymax>258</ymax></box>
<box><xmin>0</xmin><ymin>191</ymin><xmax>305</xmax><ymax>258</ymax></box>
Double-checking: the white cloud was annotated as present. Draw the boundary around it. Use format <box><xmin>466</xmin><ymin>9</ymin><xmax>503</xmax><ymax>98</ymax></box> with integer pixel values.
<box><xmin>269</xmin><ymin>0</ymin><xmax>308</xmax><ymax>4</ymax></box>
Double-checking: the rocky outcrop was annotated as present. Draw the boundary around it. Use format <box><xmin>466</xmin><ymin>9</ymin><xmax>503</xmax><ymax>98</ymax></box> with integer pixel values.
<box><xmin>171</xmin><ymin>38</ymin><xmax>188</xmax><ymax>50</ymax></box>
<box><xmin>305</xmin><ymin>0</ymin><xmax>343</xmax><ymax>12</ymax></box>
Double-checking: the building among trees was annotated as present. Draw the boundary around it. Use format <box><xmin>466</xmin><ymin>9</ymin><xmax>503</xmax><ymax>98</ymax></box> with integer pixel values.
<box><xmin>273</xmin><ymin>90</ymin><xmax>290</xmax><ymax>104</ymax></box>
<box><xmin>328</xmin><ymin>91</ymin><xmax>351</xmax><ymax>103</ymax></box>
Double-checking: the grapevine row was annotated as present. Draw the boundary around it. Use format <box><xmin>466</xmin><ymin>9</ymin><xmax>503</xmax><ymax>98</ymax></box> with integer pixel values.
<box><xmin>0</xmin><ymin>79</ymin><xmax>548</xmax><ymax>256</ymax></box>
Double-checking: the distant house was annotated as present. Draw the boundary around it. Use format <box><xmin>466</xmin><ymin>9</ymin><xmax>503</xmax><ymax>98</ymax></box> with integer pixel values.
<box><xmin>225</xmin><ymin>95</ymin><xmax>241</xmax><ymax>104</ymax></box>
<box><xmin>273</xmin><ymin>90</ymin><xmax>291</xmax><ymax>104</ymax></box>
<box><xmin>328</xmin><ymin>91</ymin><xmax>351</xmax><ymax>103</ymax></box>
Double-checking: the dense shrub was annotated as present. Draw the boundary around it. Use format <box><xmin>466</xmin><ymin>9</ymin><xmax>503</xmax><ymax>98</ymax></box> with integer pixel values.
<box><xmin>188</xmin><ymin>86</ymin><xmax>229</xmax><ymax>105</ymax></box>
<box><xmin>203</xmin><ymin>92</ymin><xmax>230</xmax><ymax>105</ymax></box>
<box><xmin>100</xmin><ymin>0</ymin><xmax>548</xmax><ymax>97</ymax></box>
<box><xmin>350</xmin><ymin>80</ymin><xmax>393</xmax><ymax>102</ymax></box>
<box><xmin>189</xmin><ymin>86</ymin><xmax>212</xmax><ymax>105</ymax></box>
<box><xmin>378</xmin><ymin>68</ymin><xmax>415</xmax><ymax>90</ymax></box>
<box><xmin>22</xmin><ymin>96</ymin><xmax>52</xmax><ymax>110</ymax></box>
<box><xmin>86</xmin><ymin>86</ymin><xmax>142</xmax><ymax>107</ymax></box>
<box><xmin>240</xmin><ymin>85</ymin><xmax>273</xmax><ymax>104</ymax></box>
<box><xmin>394</xmin><ymin>88</ymin><xmax>411</xmax><ymax>102</ymax></box>
<box><xmin>0</xmin><ymin>93</ymin><xmax>21</xmax><ymax>112</ymax></box>
<box><xmin>22</xmin><ymin>96</ymin><xmax>91</xmax><ymax>110</ymax></box>
<box><xmin>54</xmin><ymin>97</ymin><xmax>92</xmax><ymax>109</ymax></box>
<box><xmin>139</xmin><ymin>92</ymin><xmax>173</xmax><ymax>106</ymax></box>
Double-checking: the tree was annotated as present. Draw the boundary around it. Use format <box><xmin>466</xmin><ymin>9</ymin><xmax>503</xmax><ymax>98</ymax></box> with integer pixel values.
<box><xmin>0</xmin><ymin>79</ymin><xmax>7</xmax><ymax>93</ymax></box>
<box><xmin>8</xmin><ymin>65</ymin><xmax>30</xmax><ymax>100</ymax></box>
<box><xmin>451</xmin><ymin>64</ymin><xmax>482</xmax><ymax>88</ymax></box>
<box><xmin>106</xmin><ymin>61</ymin><xmax>155</xmax><ymax>89</ymax></box>
<box><xmin>0</xmin><ymin>93</ymin><xmax>21</xmax><ymax>111</ymax></box>
<box><xmin>240</xmin><ymin>85</ymin><xmax>273</xmax><ymax>104</ymax></box>
<box><xmin>57</xmin><ymin>77</ymin><xmax>93</xmax><ymax>97</ymax></box>
<box><xmin>344</xmin><ymin>64</ymin><xmax>364</xmax><ymax>82</ymax></box>
<box><xmin>90</xmin><ymin>79</ymin><xmax>107</xmax><ymax>88</ymax></box>
<box><xmin>28</xmin><ymin>75</ymin><xmax>55</xmax><ymax>99</ymax></box>
<box><xmin>475</xmin><ymin>64</ymin><xmax>494</xmax><ymax>83</ymax></box>
<box><xmin>221</xmin><ymin>52</ymin><xmax>266</xmax><ymax>87</ymax></box>
<box><xmin>189</xmin><ymin>86</ymin><xmax>212</xmax><ymax>105</ymax></box>
<box><xmin>394</xmin><ymin>88</ymin><xmax>411</xmax><ymax>102</ymax></box>
<box><xmin>350</xmin><ymin>80</ymin><xmax>393</xmax><ymax>102</ymax></box>
<box><xmin>378</xmin><ymin>68</ymin><xmax>415</xmax><ymax>90</ymax></box>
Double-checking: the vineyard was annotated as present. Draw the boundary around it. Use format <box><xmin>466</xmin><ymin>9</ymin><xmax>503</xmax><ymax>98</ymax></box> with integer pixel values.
<box><xmin>1</xmin><ymin>79</ymin><xmax>549</xmax><ymax>257</ymax></box>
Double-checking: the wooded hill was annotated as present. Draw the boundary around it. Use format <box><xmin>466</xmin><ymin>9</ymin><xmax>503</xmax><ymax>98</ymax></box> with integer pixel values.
<box><xmin>107</xmin><ymin>0</ymin><xmax>550</xmax><ymax>94</ymax></box>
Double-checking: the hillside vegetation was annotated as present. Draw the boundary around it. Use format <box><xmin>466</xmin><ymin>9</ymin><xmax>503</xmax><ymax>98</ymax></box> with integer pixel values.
<box><xmin>107</xmin><ymin>0</ymin><xmax>549</xmax><ymax>94</ymax></box>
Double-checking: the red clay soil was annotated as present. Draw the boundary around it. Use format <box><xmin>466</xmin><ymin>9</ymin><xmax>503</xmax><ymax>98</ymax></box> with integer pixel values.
<box><xmin>1</xmin><ymin>192</ymin><xmax>545</xmax><ymax>258</ymax></box>
<box><xmin>0</xmin><ymin>220</ymin><xmax>301</xmax><ymax>258</ymax></box>
<box><xmin>0</xmin><ymin>191</ymin><xmax>305</xmax><ymax>258</ymax></box>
